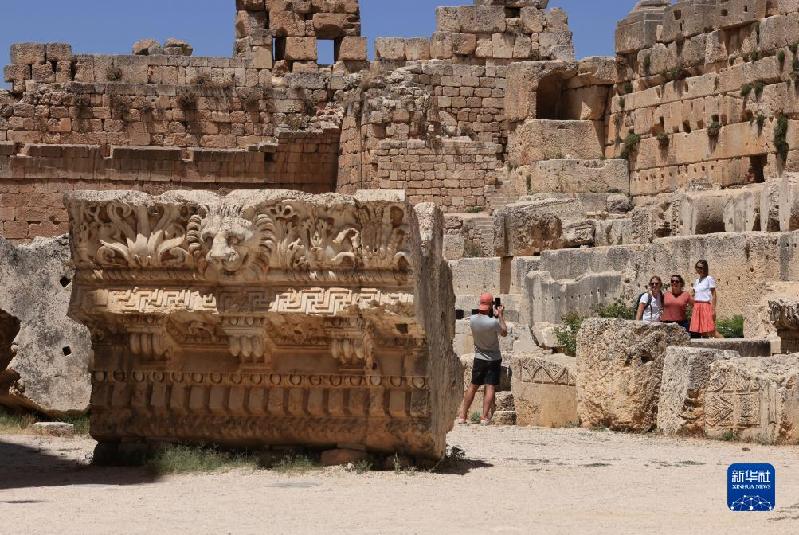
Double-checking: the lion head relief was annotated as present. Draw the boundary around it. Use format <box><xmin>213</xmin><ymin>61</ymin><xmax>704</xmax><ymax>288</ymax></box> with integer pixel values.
<box><xmin>187</xmin><ymin>205</ymin><xmax>275</xmax><ymax>280</ymax></box>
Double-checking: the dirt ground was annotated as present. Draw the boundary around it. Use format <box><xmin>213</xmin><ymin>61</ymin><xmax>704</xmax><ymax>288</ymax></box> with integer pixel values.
<box><xmin>1</xmin><ymin>425</ymin><xmax>798</xmax><ymax>534</ymax></box>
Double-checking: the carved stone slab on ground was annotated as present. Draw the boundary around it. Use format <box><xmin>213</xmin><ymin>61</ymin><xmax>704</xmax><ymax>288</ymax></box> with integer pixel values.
<box><xmin>66</xmin><ymin>189</ymin><xmax>461</xmax><ymax>460</ymax></box>
<box><xmin>576</xmin><ymin>319</ymin><xmax>690</xmax><ymax>432</ymax></box>
<box><xmin>511</xmin><ymin>352</ymin><xmax>577</xmax><ymax>428</ymax></box>
<box><xmin>704</xmin><ymin>355</ymin><xmax>799</xmax><ymax>445</ymax></box>
<box><xmin>657</xmin><ymin>346</ymin><xmax>738</xmax><ymax>437</ymax></box>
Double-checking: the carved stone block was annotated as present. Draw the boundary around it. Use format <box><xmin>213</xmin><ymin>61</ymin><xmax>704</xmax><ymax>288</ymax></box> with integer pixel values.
<box><xmin>511</xmin><ymin>352</ymin><xmax>578</xmax><ymax>428</ymax></box>
<box><xmin>704</xmin><ymin>355</ymin><xmax>799</xmax><ymax>444</ymax></box>
<box><xmin>66</xmin><ymin>189</ymin><xmax>460</xmax><ymax>459</ymax></box>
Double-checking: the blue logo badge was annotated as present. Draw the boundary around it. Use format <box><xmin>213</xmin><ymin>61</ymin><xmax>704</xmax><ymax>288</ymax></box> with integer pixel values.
<box><xmin>728</xmin><ymin>463</ymin><xmax>775</xmax><ymax>512</ymax></box>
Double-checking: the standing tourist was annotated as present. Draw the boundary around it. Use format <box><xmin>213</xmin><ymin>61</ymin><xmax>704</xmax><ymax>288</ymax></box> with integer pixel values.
<box><xmin>662</xmin><ymin>274</ymin><xmax>693</xmax><ymax>331</ymax></box>
<box><xmin>636</xmin><ymin>276</ymin><xmax>664</xmax><ymax>323</ymax></box>
<box><xmin>690</xmin><ymin>260</ymin><xmax>722</xmax><ymax>338</ymax></box>
<box><xmin>457</xmin><ymin>293</ymin><xmax>508</xmax><ymax>426</ymax></box>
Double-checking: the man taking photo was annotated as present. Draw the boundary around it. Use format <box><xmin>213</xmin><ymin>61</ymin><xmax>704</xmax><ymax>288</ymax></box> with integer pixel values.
<box><xmin>457</xmin><ymin>293</ymin><xmax>508</xmax><ymax>425</ymax></box>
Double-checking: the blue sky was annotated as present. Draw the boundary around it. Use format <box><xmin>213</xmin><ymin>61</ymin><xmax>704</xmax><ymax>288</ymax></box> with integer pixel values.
<box><xmin>1</xmin><ymin>1</ymin><xmax>635</xmax><ymax>78</ymax></box>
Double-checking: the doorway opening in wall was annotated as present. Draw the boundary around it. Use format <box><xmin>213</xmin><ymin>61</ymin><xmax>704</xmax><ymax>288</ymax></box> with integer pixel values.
<box><xmin>749</xmin><ymin>154</ymin><xmax>767</xmax><ymax>183</ymax></box>
<box><xmin>536</xmin><ymin>73</ymin><xmax>565</xmax><ymax>119</ymax></box>
<box><xmin>317</xmin><ymin>39</ymin><xmax>336</xmax><ymax>66</ymax></box>
<box><xmin>0</xmin><ymin>310</ymin><xmax>21</xmax><ymax>372</ymax></box>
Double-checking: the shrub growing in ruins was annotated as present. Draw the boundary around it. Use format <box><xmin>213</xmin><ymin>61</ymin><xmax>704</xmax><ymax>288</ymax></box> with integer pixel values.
<box><xmin>753</xmin><ymin>80</ymin><xmax>766</xmax><ymax>98</ymax></box>
<box><xmin>756</xmin><ymin>113</ymin><xmax>766</xmax><ymax>131</ymax></box>
<box><xmin>716</xmin><ymin>315</ymin><xmax>744</xmax><ymax>339</ymax></box>
<box><xmin>105</xmin><ymin>66</ymin><xmax>123</xmax><ymax>82</ymax></box>
<box><xmin>778</xmin><ymin>50</ymin><xmax>786</xmax><ymax>67</ymax></box>
<box><xmin>620</xmin><ymin>133</ymin><xmax>641</xmax><ymax>160</ymax></box>
<box><xmin>619</xmin><ymin>97</ymin><xmax>625</xmax><ymax>110</ymax></box>
<box><xmin>177</xmin><ymin>90</ymin><xmax>198</xmax><ymax>111</ymax></box>
<box><xmin>774</xmin><ymin>113</ymin><xmax>790</xmax><ymax>161</ymax></box>
<box><xmin>741</xmin><ymin>83</ymin><xmax>752</xmax><ymax>97</ymax></box>
<box><xmin>657</xmin><ymin>132</ymin><xmax>669</xmax><ymax>148</ymax></box>
<box><xmin>555</xmin><ymin>313</ymin><xmax>583</xmax><ymax>357</ymax></box>
<box><xmin>238</xmin><ymin>88</ymin><xmax>262</xmax><ymax>110</ymax></box>
<box><xmin>623</xmin><ymin>81</ymin><xmax>633</xmax><ymax>94</ymax></box>
<box><xmin>707</xmin><ymin>120</ymin><xmax>721</xmax><ymax>138</ymax></box>
<box><xmin>642</xmin><ymin>54</ymin><xmax>651</xmax><ymax>75</ymax></box>
<box><xmin>595</xmin><ymin>299</ymin><xmax>636</xmax><ymax>320</ymax></box>
<box><xmin>110</xmin><ymin>95</ymin><xmax>130</xmax><ymax>120</ymax></box>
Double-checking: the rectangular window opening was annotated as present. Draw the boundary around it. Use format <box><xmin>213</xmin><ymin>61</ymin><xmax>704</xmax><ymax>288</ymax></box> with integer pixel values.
<box><xmin>317</xmin><ymin>39</ymin><xmax>336</xmax><ymax>66</ymax></box>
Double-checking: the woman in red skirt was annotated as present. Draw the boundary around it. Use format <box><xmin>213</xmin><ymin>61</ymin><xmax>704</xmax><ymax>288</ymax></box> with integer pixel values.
<box><xmin>690</xmin><ymin>259</ymin><xmax>722</xmax><ymax>338</ymax></box>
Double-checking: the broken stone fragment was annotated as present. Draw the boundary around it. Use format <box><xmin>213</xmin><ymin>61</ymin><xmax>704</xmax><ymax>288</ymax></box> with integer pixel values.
<box><xmin>163</xmin><ymin>38</ymin><xmax>194</xmax><ymax>56</ymax></box>
<box><xmin>132</xmin><ymin>38</ymin><xmax>163</xmax><ymax>56</ymax></box>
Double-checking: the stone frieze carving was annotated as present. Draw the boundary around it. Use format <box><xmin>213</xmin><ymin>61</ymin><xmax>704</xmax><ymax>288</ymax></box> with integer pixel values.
<box><xmin>66</xmin><ymin>189</ymin><xmax>460</xmax><ymax>459</ymax></box>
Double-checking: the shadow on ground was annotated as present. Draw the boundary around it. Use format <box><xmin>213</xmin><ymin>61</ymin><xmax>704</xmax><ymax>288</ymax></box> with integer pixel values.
<box><xmin>0</xmin><ymin>439</ymin><xmax>159</xmax><ymax>491</ymax></box>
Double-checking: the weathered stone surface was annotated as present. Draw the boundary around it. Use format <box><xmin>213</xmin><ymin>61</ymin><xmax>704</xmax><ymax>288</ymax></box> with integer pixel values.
<box><xmin>657</xmin><ymin>346</ymin><xmax>738</xmax><ymax>437</ymax></box>
<box><xmin>576</xmin><ymin>319</ymin><xmax>690</xmax><ymax>432</ymax></box>
<box><xmin>769</xmin><ymin>297</ymin><xmax>799</xmax><ymax>354</ymax></box>
<box><xmin>690</xmin><ymin>338</ymin><xmax>772</xmax><ymax>359</ymax></box>
<box><xmin>704</xmin><ymin>355</ymin><xmax>799</xmax><ymax>444</ymax></box>
<box><xmin>0</xmin><ymin>236</ymin><xmax>91</xmax><ymax>415</ymax></box>
<box><xmin>512</xmin><ymin>352</ymin><xmax>578</xmax><ymax>427</ymax></box>
<box><xmin>31</xmin><ymin>422</ymin><xmax>75</xmax><ymax>437</ymax></box>
<box><xmin>66</xmin><ymin>189</ymin><xmax>460</xmax><ymax>459</ymax></box>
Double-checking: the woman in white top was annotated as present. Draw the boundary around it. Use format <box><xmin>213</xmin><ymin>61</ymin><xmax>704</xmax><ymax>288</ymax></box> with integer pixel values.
<box><xmin>689</xmin><ymin>259</ymin><xmax>722</xmax><ymax>338</ymax></box>
<box><xmin>636</xmin><ymin>276</ymin><xmax>664</xmax><ymax>323</ymax></box>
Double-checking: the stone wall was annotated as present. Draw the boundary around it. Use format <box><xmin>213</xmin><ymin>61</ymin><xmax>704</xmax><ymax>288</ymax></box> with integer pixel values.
<box><xmin>611</xmin><ymin>0</ymin><xmax>799</xmax><ymax>195</ymax></box>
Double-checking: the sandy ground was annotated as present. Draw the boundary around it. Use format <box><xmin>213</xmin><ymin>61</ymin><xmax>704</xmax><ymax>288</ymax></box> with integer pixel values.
<box><xmin>1</xmin><ymin>425</ymin><xmax>798</xmax><ymax>535</ymax></box>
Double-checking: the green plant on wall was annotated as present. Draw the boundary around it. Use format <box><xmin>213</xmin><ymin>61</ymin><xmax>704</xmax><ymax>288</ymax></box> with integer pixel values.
<box><xmin>775</xmin><ymin>113</ymin><xmax>790</xmax><ymax>161</ymax></box>
<box><xmin>555</xmin><ymin>313</ymin><xmax>584</xmax><ymax>357</ymax></box>
<box><xmin>620</xmin><ymin>133</ymin><xmax>641</xmax><ymax>160</ymax></box>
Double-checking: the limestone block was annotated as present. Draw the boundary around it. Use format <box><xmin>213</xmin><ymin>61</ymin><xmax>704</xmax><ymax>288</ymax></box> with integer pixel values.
<box><xmin>10</xmin><ymin>43</ymin><xmax>46</xmax><ymax>65</ymax></box>
<box><xmin>531</xmin><ymin>322</ymin><xmax>560</xmax><ymax>350</ymax></box>
<box><xmin>404</xmin><ymin>38</ymin><xmax>431</xmax><ymax>61</ymax></box>
<box><xmin>338</xmin><ymin>36</ymin><xmax>367</xmax><ymax>61</ymax></box>
<box><xmin>508</xmin><ymin>120</ymin><xmax>603</xmax><ymax>166</ymax></box>
<box><xmin>452</xmin><ymin>33</ymin><xmax>477</xmax><ymax>56</ymax></box>
<box><xmin>614</xmin><ymin>5</ymin><xmax>667</xmax><ymax>54</ymax></box>
<box><xmin>678</xmin><ymin>190</ymin><xmax>729</xmax><ymax>235</ymax></box>
<box><xmin>45</xmin><ymin>43</ymin><xmax>72</xmax><ymax>62</ymax></box>
<box><xmin>778</xmin><ymin>174</ymin><xmax>799</xmax><ymax>231</ymax></box>
<box><xmin>704</xmin><ymin>355</ymin><xmax>799</xmax><ymax>444</ymax></box>
<box><xmin>723</xmin><ymin>185</ymin><xmax>762</xmax><ymax>233</ymax></box>
<box><xmin>493</xmin><ymin>199</ymin><xmax>570</xmax><ymax>256</ymax></box>
<box><xmin>163</xmin><ymin>38</ymin><xmax>193</xmax><ymax>57</ymax></box>
<box><xmin>66</xmin><ymin>190</ymin><xmax>460</xmax><ymax>460</ymax></box>
<box><xmin>312</xmin><ymin>13</ymin><xmax>349</xmax><ymax>39</ymax></box>
<box><xmin>428</xmin><ymin>33</ymin><xmax>451</xmax><ymax>60</ymax></box>
<box><xmin>436</xmin><ymin>7</ymin><xmax>461</xmax><ymax>33</ymax></box>
<box><xmin>520</xmin><ymin>7</ymin><xmax>545</xmax><ymax>33</ymax></box>
<box><xmin>512</xmin><ymin>353</ymin><xmax>577</xmax><ymax>428</ymax></box>
<box><xmin>457</xmin><ymin>6</ymin><xmax>507</xmax><ymax>34</ymax></box>
<box><xmin>657</xmin><ymin>346</ymin><xmax>738</xmax><ymax>437</ymax></box>
<box><xmin>576</xmin><ymin>319</ymin><xmax>691</xmax><ymax>432</ymax></box>
<box><xmin>0</xmin><ymin>236</ymin><xmax>92</xmax><ymax>415</ymax></box>
<box><xmin>132</xmin><ymin>39</ymin><xmax>163</xmax><ymax>56</ymax></box>
<box><xmin>518</xmin><ymin>159</ymin><xmax>629</xmax><ymax>195</ymax></box>
<box><xmin>285</xmin><ymin>37</ymin><xmax>317</xmax><ymax>61</ymax></box>
<box><xmin>375</xmin><ymin>38</ymin><xmax>406</xmax><ymax>61</ymax></box>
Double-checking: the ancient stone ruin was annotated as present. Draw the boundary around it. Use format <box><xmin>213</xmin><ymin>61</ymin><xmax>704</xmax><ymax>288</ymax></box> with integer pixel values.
<box><xmin>65</xmin><ymin>189</ymin><xmax>459</xmax><ymax>458</ymax></box>
<box><xmin>2</xmin><ymin>0</ymin><xmax>799</xmax><ymax>450</ymax></box>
